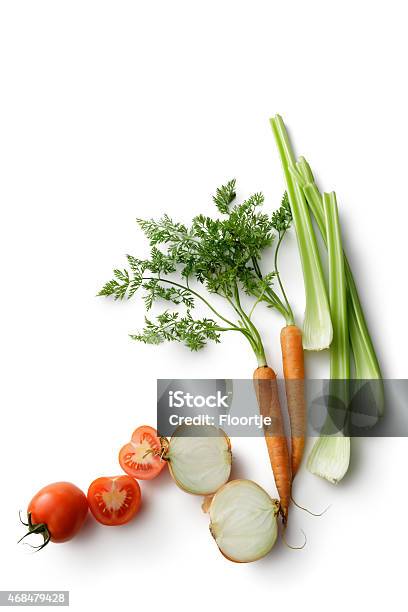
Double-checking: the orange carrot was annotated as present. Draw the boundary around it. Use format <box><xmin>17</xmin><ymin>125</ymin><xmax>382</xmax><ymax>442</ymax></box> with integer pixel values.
<box><xmin>280</xmin><ymin>325</ymin><xmax>306</xmax><ymax>478</ymax></box>
<box><xmin>253</xmin><ymin>365</ymin><xmax>291</xmax><ymax>522</ymax></box>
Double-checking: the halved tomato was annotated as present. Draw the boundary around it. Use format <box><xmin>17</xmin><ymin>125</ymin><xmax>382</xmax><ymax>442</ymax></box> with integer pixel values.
<box><xmin>119</xmin><ymin>425</ymin><xmax>167</xmax><ymax>480</ymax></box>
<box><xmin>87</xmin><ymin>476</ymin><xmax>141</xmax><ymax>526</ymax></box>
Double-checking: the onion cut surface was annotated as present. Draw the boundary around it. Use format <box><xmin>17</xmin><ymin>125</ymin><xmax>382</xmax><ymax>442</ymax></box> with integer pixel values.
<box><xmin>209</xmin><ymin>479</ymin><xmax>279</xmax><ymax>563</ymax></box>
<box><xmin>167</xmin><ymin>425</ymin><xmax>231</xmax><ymax>495</ymax></box>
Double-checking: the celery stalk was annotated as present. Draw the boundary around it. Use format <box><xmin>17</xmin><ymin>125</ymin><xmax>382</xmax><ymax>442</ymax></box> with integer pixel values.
<box><xmin>324</xmin><ymin>192</ymin><xmax>350</xmax><ymax>380</ymax></box>
<box><xmin>293</xmin><ymin>157</ymin><xmax>384</xmax><ymax>413</ymax></box>
<box><xmin>270</xmin><ymin>116</ymin><xmax>332</xmax><ymax>351</ymax></box>
<box><xmin>307</xmin><ymin>193</ymin><xmax>350</xmax><ymax>483</ymax></box>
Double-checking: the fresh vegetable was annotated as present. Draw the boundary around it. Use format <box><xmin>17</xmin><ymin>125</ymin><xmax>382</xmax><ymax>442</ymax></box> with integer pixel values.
<box><xmin>19</xmin><ymin>482</ymin><xmax>88</xmax><ymax>550</ymax></box>
<box><xmin>307</xmin><ymin>435</ymin><xmax>351</xmax><ymax>485</ymax></box>
<box><xmin>307</xmin><ymin>193</ymin><xmax>351</xmax><ymax>483</ymax></box>
<box><xmin>280</xmin><ymin>324</ymin><xmax>306</xmax><ymax>477</ymax></box>
<box><xmin>253</xmin><ymin>366</ymin><xmax>291</xmax><ymax>521</ymax></box>
<box><xmin>119</xmin><ymin>425</ymin><xmax>167</xmax><ymax>480</ymax></box>
<box><xmin>272</xmin><ymin>118</ymin><xmax>382</xmax><ymax>481</ymax></box>
<box><xmin>99</xmin><ymin>182</ymin><xmax>293</xmax><ymax>520</ymax></box>
<box><xmin>289</xmin><ymin>152</ymin><xmax>383</xmax><ymax>480</ymax></box>
<box><xmin>207</xmin><ymin>479</ymin><xmax>279</xmax><ymax>563</ymax></box>
<box><xmin>324</xmin><ymin>193</ymin><xmax>350</xmax><ymax>382</ymax></box>
<box><xmin>87</xmin><ymin>476</ymin><xmax>142</xmax><ymax>526</ymax></box>
<box><xmin>291</xmin><ymin>157</ymin><xmax>383</xmax><ymax>406</ymax></box>
<box><xmin>164</xmin><ymin>425</ymin><xmax>232</xmax><ymax>495</ymax></box>
<box><xmin>270</xmin><ymin>115</ymin><xmax>332</xmax><ymax>351</ymax></box>
<box><xmin>235</xmin><ymin>192</ymin><xmax>306</xmax><ymax>481</ymax></box>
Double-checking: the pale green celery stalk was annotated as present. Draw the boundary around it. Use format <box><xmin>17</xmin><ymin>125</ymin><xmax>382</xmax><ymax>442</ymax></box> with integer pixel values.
<box><xmin>325</xmin><ymin>193</ymin><xmax>349</xmax><ymax>381</ymax></box>
<box><xmin>270</xmin><ymin>115</ymin><xmax>332</xmax><ymax>350</ymax></box>
<box><xmin>307</xmin><ymin>192</ymin><xmax>350</xmax><ymax>483</ymax></box>
<box><xmin>293</xmin><ymin>157</ymin><xmax>384</xmax><ymax>414</ymax></box>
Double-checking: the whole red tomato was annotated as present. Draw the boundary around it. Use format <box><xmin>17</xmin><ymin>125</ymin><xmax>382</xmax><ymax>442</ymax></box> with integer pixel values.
<box><xmin>20</xmin><ymin>482</ymin><xmax>88</xmax><ymax>550</ymax></box>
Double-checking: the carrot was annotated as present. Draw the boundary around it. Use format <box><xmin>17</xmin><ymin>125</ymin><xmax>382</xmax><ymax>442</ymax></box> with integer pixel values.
<box><xmin>280</xmin><ymin>325</ymin><xmax>306</xmax><ymax>478</ymax></box>
<box><xmin>253</xmin><ymin>365</ymin><xmax>291</xmax><ymax>522</ymax></box>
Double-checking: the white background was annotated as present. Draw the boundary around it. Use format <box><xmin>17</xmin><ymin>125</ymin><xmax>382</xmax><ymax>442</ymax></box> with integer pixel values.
<box><xmin>1</xmin><ymin>1</ymin><xmax>407</xmax><ymax>610</ymax></box>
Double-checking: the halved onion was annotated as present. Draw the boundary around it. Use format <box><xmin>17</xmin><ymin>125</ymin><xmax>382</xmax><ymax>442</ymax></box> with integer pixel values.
<box><xmin>165</xmin><ymin>425</ymin><xmax>232</xmax><ymax>495</ymax></box>
<box><xmin>208</xmin><ymin>479</ymin><xmax>279</xmax><ymax>563</ymax></box>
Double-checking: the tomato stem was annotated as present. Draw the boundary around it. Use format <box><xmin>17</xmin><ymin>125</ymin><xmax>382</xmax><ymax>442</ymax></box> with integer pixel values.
<box><xmin>18</xmin><ymin>512</ymin><xmax>51</xmax><ymax>551</ymax></box>
<box><xmin>159</xmin><ymin>437</ymin><xmax>170</xmax><ymax>461</ymax></box>
<box><xmin>142</xmin><ymin>438</ymin><xmax>170</xmax><ymax>462</ymax></box>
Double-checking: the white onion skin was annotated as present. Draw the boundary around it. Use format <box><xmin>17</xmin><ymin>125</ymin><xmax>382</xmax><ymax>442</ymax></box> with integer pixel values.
<box><xmin>209</xmin><ymin>479</ymin><xmax>279</xmax><ymax>563</ymax></box>
<box><xmin>166</xmin><ymin>426</ymin><xmax>232</xmax><ymax>496</ymax></box>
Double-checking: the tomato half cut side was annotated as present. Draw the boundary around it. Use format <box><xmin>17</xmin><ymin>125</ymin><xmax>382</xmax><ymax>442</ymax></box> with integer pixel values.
<box><xmin>87</xmin><ymin>476</ymin><xmax>141</xmax><ymax>526</ymax></box>
<box><xmin>119</xmin><ymin>425</ymin><xmax>167</xmax><ymax>480</ymax></box>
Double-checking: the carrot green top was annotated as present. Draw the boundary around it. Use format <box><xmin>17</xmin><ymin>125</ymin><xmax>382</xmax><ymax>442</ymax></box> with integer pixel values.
<box><xmin>99</xmin><ymin>180</ymin><xmax>296</xmax><ymax>367</ymax></box>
